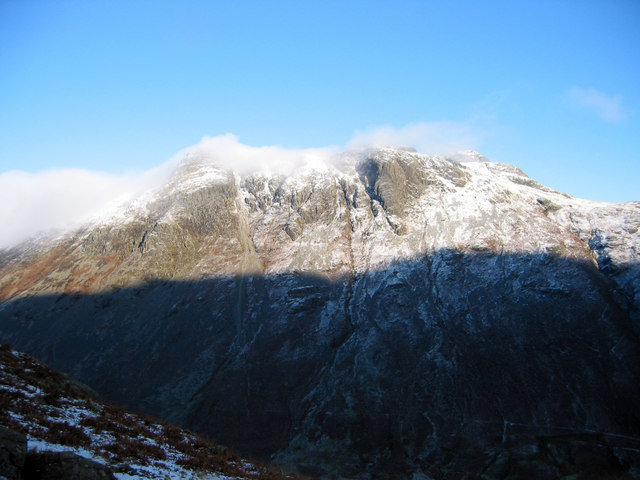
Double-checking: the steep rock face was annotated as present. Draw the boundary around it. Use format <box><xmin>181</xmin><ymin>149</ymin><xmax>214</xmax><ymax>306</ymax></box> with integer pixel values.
<box><xmin>0</xmin><ymin>147</ymin><xmax>639</xmax><ymax>478</ymax></box>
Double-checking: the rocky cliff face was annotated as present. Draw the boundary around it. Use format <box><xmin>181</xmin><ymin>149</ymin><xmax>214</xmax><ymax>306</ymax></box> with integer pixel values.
<box><xmin>0</xmin><ymin>147</ymin><xmax>639</xmax><ymax>478</ymax></box>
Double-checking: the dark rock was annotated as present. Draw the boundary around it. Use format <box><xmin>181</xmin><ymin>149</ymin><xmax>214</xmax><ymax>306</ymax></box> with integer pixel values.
<box><xmin>538</xmin><ymin>434</ymin><xmax>626</xmax><ymax>477</ymax></box>
<box><xmin>22</xmin><ymin>451</ymin><xmax>115</xmax><ymax>480</ymax></box>
<box><xmin>357</xmin><ymin>151</ymin><xmax>430</xmax><ymax>216</ymax></box>
<box><xmin>284</xmin><ymin>221</ymin><xmax>303</xmax><ymax>241</ymax></box>
<box><xmin>481</xmin><ymin>434</ymin><xmax>632</xmax><ymax>480</ymax></box>
<box><xmin>502</xmin><ymin>459</ymin><xmax>561</xmax><ymax>480</ymax></box>
<box><xmin>0</xmin><ymin>426</ymin><xmax>27</xmax><ymax>480</ymax></box>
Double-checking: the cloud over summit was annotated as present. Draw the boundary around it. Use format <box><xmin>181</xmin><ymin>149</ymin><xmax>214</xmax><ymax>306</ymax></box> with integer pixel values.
<box><xmin>0</xmin><ymin>126</ymin><xmax>480</xmax><ymax>249</ymax></box>
<box><xmin>185</xmin><ymin>134</ymin><xmax>339</xmax><ymax>176</ymax></box>
<box><xmin>347</xmin><ymin>121</ymin><xmax>481</xmax><ymax>154</ymax></box>
<box><xmin>0</xmin><ymin>164</ymin><xmax>174</xmax><ymax>249</ymax></box>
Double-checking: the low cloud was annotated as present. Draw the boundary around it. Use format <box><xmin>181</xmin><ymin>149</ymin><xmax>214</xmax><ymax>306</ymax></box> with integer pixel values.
<box><xmin>0</xmin><ymin>125</ymin><xmax>481</xmax><ymax>249</ymax></box>
<box><xmin>566</xmin><ymin>87</ymin><xmax>626</xmax><ymax>123</ymax></box>
<box><xmin>0</xmin><ymin>163</ymin><xmax>174</xmax><ymax>249</ymax></box>
<box><xmin>347</xmin><ymin>121</ymin><xmax>482</xmax><ymax>155</ymax></box>
<box><xmin>187</xmin><ymin>134</ymin><xmax>339</xmax><ymax>176</ymax></box>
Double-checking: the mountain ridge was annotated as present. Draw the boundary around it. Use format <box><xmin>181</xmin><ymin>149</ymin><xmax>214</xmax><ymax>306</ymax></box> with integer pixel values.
<box><xmin>1</xmin><ymin>147</ymin><xmax>638</xmax><ymax>293</ymax></box>
<box><xmin>1</xmin><ymin>146</ymin><xmax>639</xmax><ymax>478</ymax></box>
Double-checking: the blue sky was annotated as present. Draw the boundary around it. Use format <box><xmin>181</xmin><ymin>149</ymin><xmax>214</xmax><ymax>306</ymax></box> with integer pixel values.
<box><xmin>0</xmin><ymin>0</ymin><xmax>638</xmax><ymax>211</ymax></box>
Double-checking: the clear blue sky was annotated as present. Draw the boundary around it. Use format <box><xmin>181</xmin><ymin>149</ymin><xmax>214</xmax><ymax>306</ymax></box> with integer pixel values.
<box><xmin>1</xmin><ymin>0</ymin><xmax>638</xmax><ymax>202</ymax></box>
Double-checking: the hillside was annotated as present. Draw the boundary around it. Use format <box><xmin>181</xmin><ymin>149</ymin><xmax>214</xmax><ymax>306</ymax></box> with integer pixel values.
<box><xmin>0</xmin><ymin>342</ymin><xmax>300</xmax><ymax>479</ymax></box>
<box><xmin>1</xmin><ymin>146</ymin><xmax>639</xmax><ymax>478</ymax></box>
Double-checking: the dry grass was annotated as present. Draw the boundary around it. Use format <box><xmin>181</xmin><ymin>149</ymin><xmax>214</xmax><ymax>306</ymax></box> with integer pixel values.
<box><xmin>103</xmin><ymin>437</ymin><xmax>167</xmax><ymax>465</ymax></box>
<box><xmin>40</xmin><ymin>419</ymin><xmax>92</xmax><ymax>447</ymax></box>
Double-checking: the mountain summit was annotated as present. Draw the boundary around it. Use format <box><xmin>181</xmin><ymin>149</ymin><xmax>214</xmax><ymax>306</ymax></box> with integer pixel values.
<box><xmin>1</xmin><ymin>147</ymin><xmax>639</xmax><ymax>478</ymax></box>
<box><xmin>2</xmin><ymin>147</ymin><xmax>638</xmax><ymax>294</ymax></box>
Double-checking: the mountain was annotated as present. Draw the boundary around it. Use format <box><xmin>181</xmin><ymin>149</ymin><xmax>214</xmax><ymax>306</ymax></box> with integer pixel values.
<box><xmin>0</xmin><ymin>342</ymin><xmax>300</xmax><ymax>479</ymax></box>
<box><xmin>1</xmin><ymin>146</ymin><xmax>639</xmax><ymax>479</ymax></box>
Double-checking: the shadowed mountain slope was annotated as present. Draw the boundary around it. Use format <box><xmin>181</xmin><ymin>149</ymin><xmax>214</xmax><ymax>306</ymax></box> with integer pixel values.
<box><xmin>1</xmin><ymin>252</ymin><xmax>639</xmax><ymax>478</ymax></box>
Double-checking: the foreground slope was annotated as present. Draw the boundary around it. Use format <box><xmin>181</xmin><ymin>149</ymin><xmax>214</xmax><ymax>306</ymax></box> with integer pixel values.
<box><xmin>0</xmin><ymin>343</ymin><xmax>299</xmax><ymax>479</ymax></box>
<box><xmin>1</xmin><ymin>147</ymin><xmax>639</xmax><ymax>478</ymax></box>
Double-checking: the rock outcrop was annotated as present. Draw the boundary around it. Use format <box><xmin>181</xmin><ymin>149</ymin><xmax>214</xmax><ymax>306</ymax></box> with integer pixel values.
<box><xmin>0</xmin><ymin>427</ymin><xmax>114</xmax><ymax>480</ymax></box>
<box><xmin>1</xmin><ymin>147</ymin><xmax>639</xmax><ymax>478</ymax></box>
<box><xmin>0</xmin><ymin>426</ymin><xmax>27</xmax><ymax>480</ymax></box>
<box><xmin>22</xmin><ymin>451</ymin><xmax>115</xmax><ymax>480</ymax></box>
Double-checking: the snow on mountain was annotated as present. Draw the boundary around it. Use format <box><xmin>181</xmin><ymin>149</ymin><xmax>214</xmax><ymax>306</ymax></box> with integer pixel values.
<box><xmin>1</xmin><ymin>146</ymin><xmax>639</xmax><ymax>479</ymax></box>
<box><xmin>4</xmin><ymin>146</ymin><xmax>637</xmax><ymax>280</ymax></box>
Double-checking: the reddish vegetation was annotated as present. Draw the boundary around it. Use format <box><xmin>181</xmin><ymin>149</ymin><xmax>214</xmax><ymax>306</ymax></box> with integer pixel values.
<box><xmin>39</xmin><ymin>419</ymin><xmax>92</xmax><ymax>447</ymax></box>
<box><xmin>63</xmin><ymin>254</ymin><xmax>123</xmax><ymax>294</ymax></box>
<box><xmin>0</xmin><ymin>243</ymin><xmax>128</xmax><ymax>300</ymax></box>
<box><xmin>0</xmin><ymin>245</ymin><xmax>72</xmax><ymax>299</ymax></box>
<box><xmin>103</xmin><ymin>437</ymin><xmax>168</xmax><ymax>465</ymax></box>
<box><xmin>64</xmin><ymin>263</ymin><xmax>92</xmax><ymax>294</ymax></box>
